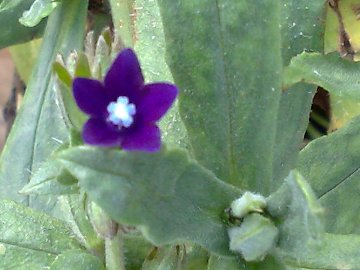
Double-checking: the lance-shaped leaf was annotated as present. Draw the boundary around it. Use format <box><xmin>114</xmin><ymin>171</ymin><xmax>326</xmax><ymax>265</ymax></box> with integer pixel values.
<box><xmin>109</xmin><ymin>0</ymin><xmax>135</xmax><ymax>47</ymax></box>
<box><xmin>273</xmin><ymin>0</ymin><xmax>325</xmax><ymax>186</ymax></box>
<box><xmin>58</xmin><ymin>146</ymin><xmax>242</xmax><ymax>256</ymax></box>
<box><xmin>0</xmin><ymin>0</ymin><xmax>45</xmax><ymax>49</ymax></box>
<box><xmin>284</xmin><ymin>52</ymin><xmax>360</xmax><ymax>99</ymax></box>
<box><xmin>297</xmin><ymin>115</ymin><xmax>360</xmax><ymax>234</ymax></box>
<box><xmin>157</xmin><ymin>0</ymin><xmax>282</xmax><ymax>194</ymax></box>
<box><xmin>134</xmin><ymin>0</ymin><xmax>188</xmax><ymax>148</ymax></box>
<box><xmin>0</xmin><ymin>0</ymin><xmax>88</xmax><ymax>213</ymax></box>
<box><xmin>0</xmin><ymin>200</ymin><xmax>82</xmax><ymax>269</ymax></box>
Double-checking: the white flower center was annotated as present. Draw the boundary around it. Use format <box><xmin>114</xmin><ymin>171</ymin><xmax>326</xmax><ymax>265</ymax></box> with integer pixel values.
<box><xmin>107</xmin><ymin>96</ymin><xmax>136</xmax><ymax>128</ymax></box>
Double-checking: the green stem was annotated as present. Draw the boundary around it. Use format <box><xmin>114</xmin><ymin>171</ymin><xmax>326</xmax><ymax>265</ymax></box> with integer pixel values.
<box><xmin>105</xmin><ymin>229</ymin><xmax>126</xmax><ymax>270</ymax></box>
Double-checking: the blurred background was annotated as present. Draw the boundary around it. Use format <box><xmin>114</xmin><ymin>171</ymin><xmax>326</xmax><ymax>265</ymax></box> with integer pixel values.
<box><xmin>0</xmin><ymin>49</ymin><xmax>14</xmax><ymax>150</ymax></box>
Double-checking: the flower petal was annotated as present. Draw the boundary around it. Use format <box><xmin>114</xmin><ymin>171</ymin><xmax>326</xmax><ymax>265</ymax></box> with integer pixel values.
<box><xmin>83</xmin><ymin>118</ymin><xmax>122</xmax><ymax>147</ymax></box>
<box><xmin>73</xmin><ymin>78</ymin><xmax>110</xmax><ymax>117</ymax></box>
<box><xmin>104</xmin><ymin>48</ymin><xmax>144</xmax><ymax>101</ymax></box>
<box><xmin>137</xmin><ymin>83</ymin><xmax>178</xmax><ymax>122</ymax></box>
<box><xmin>121</xmin><ymin>124</ymin><xmax>161</xmax><ymax>152</ymax></box>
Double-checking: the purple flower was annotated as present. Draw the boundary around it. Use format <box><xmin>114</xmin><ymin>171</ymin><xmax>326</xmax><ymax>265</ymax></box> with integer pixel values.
<box><xmin>72</xmin><ymin>48</ymin><xmax>178</xmax><ymax>152</ymax></box>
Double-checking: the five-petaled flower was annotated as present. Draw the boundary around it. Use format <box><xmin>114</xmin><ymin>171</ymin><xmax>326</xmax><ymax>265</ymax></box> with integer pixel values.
<box><xmin>72</xmin><ymin>48</ymin><xmax>178</xmax><ymax>152</ymax></box>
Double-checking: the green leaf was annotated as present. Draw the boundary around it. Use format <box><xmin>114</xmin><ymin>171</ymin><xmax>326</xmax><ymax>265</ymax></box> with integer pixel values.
<box><xmin>0</xmin><ymin>200</ymin><xmax>82</xmax><ymax>269</ymax></box>
<box><xmin>280</xmin><ymin>233</ymin><xmax>360</xmax><ymax>269</ymax></box>
<box><xmin>0</xmin><ymin>0</ymin><xmax>88</xmax><ymax>213</ymax></box>
<box><xmin>123</xmin><ymin>234</ymin><xmax>153</xmax><ymax>270</ymax></box>
<box><xmin>58</xmin><ymin>146</ymin><xmax>241</xmax><ymax>256</ymax></box>
<box><xmin>0</xmin><ymin>0</ymin><xmax>24</xmax><ymax>11</ymax></box>
<box><xmin>264</xmin><ymin>171</ymin><xmax>360</xmax><ymax>269</ymax></box>
<box><xmin>284</xmin><ymin>52</ymin><xmax>360</xmax><ymax>99</ymax></box>
<box><xmin>297</xmin><ymin>115</ymin><xmax>360</xmax><ymax>234</ymax></box>
<box><xmin>109</xmin><ymin>0</ymin><xmax>135</xmax><ymax>47</ymax></box>
<box><xmin>59</xmin><ymin>195</ymin><xmax>104</xmax><ymax>256</ymax></box>
<box><xmin>142</xmin><ymin>246</ymin><xmax>184</xmax><ymax>270</ymax></box>
<box><xmin>134</xmin><ymin>0</ymin><xmax>188</xmax><ymax>148</ymax></box>
<box><xmin>273</xmin><ymin>0</ymin><xmax>325</xmax><ymax>185</ymax></box>
<box><xmin>267</xmin><ymin>171</ymin><xmax>324</xmax><ymax>253</ymax></box>
<box><xmin>55</xmin><ymin>74</ymin><xmax>87</xmax><ymax>130</ymax></box>
<box><xmin>207</xmin><ymin>255</ymin><xmax>285</xmax><ymax>270</ymax></box>
<box><xmin>19</xmin><ymin>0</ymin><xmax>60</xmax><ymax>27</ymax></box>
<box><xmin>9</xmin><ymin>38</ymin><xmax>42</xmax><ymax>84</ymax></box>
<box><xmin>19</xmin><ymin>159</ymin><xmax>78</xmax><ymax>195</ymax></box>
<box><xmin>49</xmin><ymin>250</ymin><xmax>105</xmax><ymax>270</ymax></box>
<box><xmin>157</xmin><ymin>1</ymin><xmax>282</xmax><ymax>194</ymax></box>
<box><xmin>0</xmin><ymin>0</ymin><xmax>45</xmax><ymax>49</ymax></box>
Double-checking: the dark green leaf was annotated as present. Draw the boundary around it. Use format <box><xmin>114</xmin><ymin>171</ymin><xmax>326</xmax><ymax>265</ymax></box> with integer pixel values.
<box><xmin>0</xmin><ymin>200</ymin><xmax>82</xmax><ymax>269</ymax></box>
<box><xmin>284</xmin><ymin>52</ymin><xmax>360</xmax><ymax>99</ymax></box>
<box><xmin>273</xmin><ymin>0</ymin><xmax>325</xmax><ymax>185</ymax></box>
<box><xmin>297</xmin><ymin>115</ymin><xmax>360</xmax><ymax>234</ymax></box>
<box><xmin>0</xmin><ymin>0</ymin><xmax>88</xmax><ymax>213</ymax></box>
<box><xmin>157</xmin><ymin>1</ymin><xmax>282</xmax><ymax>194</ymax></box>
<box><xmin>58</xmin><ymin>146</ymin><xmax>241</xmax><ymax>256</ymax></box>
<box><xmin>123</xmin><ymin>234</ymin><xmax>153</xmax><ymax>270</ymax></box>
<box><xmin>142</xmin><ymin>246</ymin><xmax>184</xmax><ymax>270</ymax></box>
<box><xmin>49</xmin><ymin>250</ymin><xmax>105</xmax><ymax>270</ymax></box>
<box><xmin>0</xmin><ymin>0</ymin><xmax>45</xmax><ymax>49</ymax></box>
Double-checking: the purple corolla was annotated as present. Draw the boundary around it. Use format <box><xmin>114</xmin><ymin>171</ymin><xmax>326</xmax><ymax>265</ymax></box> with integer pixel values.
<box><xmin>72</xmin><ymin>48</ymin><xmax>178</xmax><ymax>152</ymax></box>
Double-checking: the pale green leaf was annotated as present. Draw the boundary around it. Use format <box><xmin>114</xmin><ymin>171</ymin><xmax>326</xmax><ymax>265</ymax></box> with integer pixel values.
<box><xmin>297</xmin><ymin>115</ymin><xmax>360</xmax><ymax>234</ymax></box>
<box><xmin>58</xmin><ymin>146</ymin><xmax>241</xmax><ymax>256</ymax></box>
<box><xmin>0</xmin><ymin>0</ymin><xmax>88</xmax><ymax>214</ymax></box>
<box><xmin>19</xmin><ymin>0</ymin><xmax>60</xmax><ymax>27</ymax></box>
<box><xmin>284</xmin><ymin>52</ymin><xmax>360</xmax><ymax>99</ymax></box>
<box><xmin>49</xmin><ymin>250</ymin><xmax>105</xmax><ymax>270</ymax></box>
<box><xmin>0</xmin><ymin>200</ymin><xmax>82</xmax><ymax>269</ymax></box>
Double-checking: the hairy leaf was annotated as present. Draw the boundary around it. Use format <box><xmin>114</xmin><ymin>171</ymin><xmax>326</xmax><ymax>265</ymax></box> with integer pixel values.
<box><xmin>157</xmin><ymin>0</ymin><xmax>282</xmax><ymax>194</ymax></box>
<box><xmin>0</xmin><ymin>200</ymin><xmax>82</xmax><ymax>269</ymax></box>
<box><xmin>284</xmin><ymin>52</ymin><xmax>360</xmax><ymax>99</ymax></box>
<box><xmin>297</xmin><ymin>115</ymin><xmax>360</xmax><ymax>234</ymax></box>
<box><xmin>0</xmin><ymin>0</ymin><xmax>88</xmax><ymax>213</ymax></box>
<box><xmin>273</xmin><ymin>0</ymin><xmax>325</xmax><ymax>185</ymax></box>
<box><xmin>58</xmin><ymin>146</ymin><xmax>241</xmax><ymax>256</ymax></box>
<box><xmin>49</xmin><ymin>250</ymin><xmax>105</xmax><ymax>270</ymax></box>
